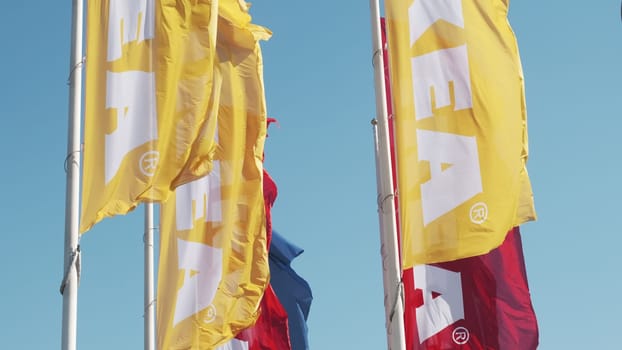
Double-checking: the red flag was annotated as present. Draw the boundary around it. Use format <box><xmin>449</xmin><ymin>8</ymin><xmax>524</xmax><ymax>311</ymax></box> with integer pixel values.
<box><xmin>263</xmin><ymin>117</ymin><xmax>279</xmax><ymax>247</ymax></box>
<box><xmin>236</xmin><ymin>285</ymin><xmax>291</xmax><ymax>350</ymax></box>
<box><xmin>263</xmin><ymin>169</ymin><xmax>277</xmax><ymax>247</ymax></box>
<box><xmin>403</xmin><ymin>227</ymin><xmax>538</xmax><ymax>349</ymax></box>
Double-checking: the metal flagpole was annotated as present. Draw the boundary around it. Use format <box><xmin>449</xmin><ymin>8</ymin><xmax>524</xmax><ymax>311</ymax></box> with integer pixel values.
<box><xmin>61</xmin><ymin>0</ymin><xmax>84</xmax><ymax>349</ymax></box>
<box><xmin>144</xmin><ymin>203</ymin><xmax>156</xmax><ymax>350</ymax></box>
<box><xmin>369</xmin><ymin>1</ymin><xmax>406</xmax><ymax>349</ymax></box>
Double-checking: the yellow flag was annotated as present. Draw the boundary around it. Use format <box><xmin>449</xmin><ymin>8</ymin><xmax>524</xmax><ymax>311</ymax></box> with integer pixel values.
<box><xmin>385</xmin><ymin>0</ymin><xmax>536</xmax><ymax>267</ymax></box>
<box><xmin>157</xmin><ymin>2</ymin><xmax>270</xmax><ymax>348</ymax></box>
<box><xmin>81</xmin><ymin>0</ymin><xmax>220</xmax><ymax>233</ymax></box>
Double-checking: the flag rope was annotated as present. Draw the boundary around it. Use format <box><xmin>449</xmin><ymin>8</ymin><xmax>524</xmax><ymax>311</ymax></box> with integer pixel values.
<box><xmin>59</xmin><ymin>245</ymin><xmax>81</xmax><ymax>295</ymax></box>
<box><xmin>377</xmin><ymin>193</ymin><xmax>396</xmax><ymax>214</ymax></box>
<box><xmin>64</xmin><ymin>147</ymin><xmax>82</xmax><ymax>173</ymax></box>
<box><xmin>388</xmin><ymin>279</ymin><xmax>404</xmax><ymax>324</ymax></box>
<box><xmin>371</xmin><ymin>48</ymin><xmax>381</xmax><ymax>69</ymax></box>
<box><xmin>142</xmin><ymin>226</ymin><xmax>159</xmax><ymax>246</ymax></box>
<box><xmin>142</xmin><ymin>224</ymin><xmax>158</xmax><ymax>318</ymax></box>
<box><xmin>143</xmin><ymin>298</ymin><xmax>157</xmax><ymax>317</ymax></box>
<box><xmin>66</xmin><ymin>56</ymin><xmax>85</xmax><ymax>86</ymax></box>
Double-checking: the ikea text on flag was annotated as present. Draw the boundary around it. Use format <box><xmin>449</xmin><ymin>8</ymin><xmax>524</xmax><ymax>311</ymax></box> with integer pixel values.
<box><xmin>385</xmin><ymin>0</ymin><xmax>536</xmax><ymax>267</ymax></box>
<box><xmin>156</xmin><ymin>2</ymin><xmax>271</xmax><ymax>347</ymax></box>
<box><xmin>380</xmin><ymin>16</ymin><xmax>537</xmax><ymax>349</ymax></box>
<box><xmin>81</xmin><ymin>0</ymin><xmax>220</xmax><ymax>233</ymax></box>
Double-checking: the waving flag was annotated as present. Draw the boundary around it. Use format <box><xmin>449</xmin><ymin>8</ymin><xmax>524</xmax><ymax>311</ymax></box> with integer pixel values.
<box><xmin>234</xmin><ymin>247</ymin><xmax>313</xmax><ymax>350</ymax></box>
<box><xmin>380</xmin><ymin>13</ymin><xmax>538</xmax><ymax>349</ymax></box>
<box><xmin>403</xmin><ymin>227</ymin><xmax>538</xmax><ymax>349</ymax></box>
<box><xmin>385</xmin><ymin>0</ymin><xmax>536</xmax><ymax>267</ymax></box>
<box><xmin>270</xmin><ymin>230</ymin><xmax>313</xmax><ymax>350</ymax></box>
<box><xmin>81</xmin><ymin>0</ymin><xmax>221</xmax><ymax>233</ymax></box>
<box><xmin>156</xmin><ymin>1</ymin><xmax>271</xmax><ymax>347</ymax></box>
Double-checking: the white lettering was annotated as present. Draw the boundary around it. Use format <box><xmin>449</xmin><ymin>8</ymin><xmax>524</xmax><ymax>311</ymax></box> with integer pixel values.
<box><xmin>409</xmin><ymin>0</ymin><xmax>464</xmax><ymax>45</ymax></box>
<box><xmin>105</xmin><ymin>71</ymin><xmax>157</xmax><ymax>183</ymax></box>
<box><xmin>174</xmin><ymin>239</ymin><xmax>223</xmax><ymax>326</ymax></box>
<box><xmin>414</xmin><ymin>265</ymin><xmax>464</xmax><ymax>343</ymax></box>
<box><xmin>215</xmin><ymin>339</ymin><xmax>250</xmax><ymax>350</ymax></box>
<box><xmin>175</xmin><ymin>162</ymin><xmax>222</xmax><ymax>231</ymax></box>
<box><xmin>107</xmin><ymin>0</ymin><xmax>154</xmax><ymax>62</ymax></box>
<box><xmin>411</xmin><ymin>45</ymin><xmax>472</xmax><ymax>120</ymax></box>
<box><xmin>418</xmin><ymin>129</ymin><xmax>482</xmax><ymax>226</ymax></box>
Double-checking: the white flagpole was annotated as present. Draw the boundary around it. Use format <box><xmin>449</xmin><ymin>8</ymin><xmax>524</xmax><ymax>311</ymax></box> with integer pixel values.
<box><xmin>144</xmin><ymin>203</ymin><xmax>156</xmax><ymax>350</ymax></box>
<box><xmin>369</xmin><ymin>1</ymin><xmax>406</xmax><ymax>349</ymax></box>
<box><xmin>61</xmin><ymin>0</ymin><xmax>84</xmax><ymax>349</ymax></box>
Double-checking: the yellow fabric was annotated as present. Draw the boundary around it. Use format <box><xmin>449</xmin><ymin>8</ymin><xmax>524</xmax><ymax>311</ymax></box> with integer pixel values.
<box><xmin>81</xmin><ymin>0</ymin><xmax>219</xmax><ymax>233</ymax></box>
<box><xmin>385</xmin><ymin>0</ymin><xmax>536</xmax><ymax>267</ymax></box>
<box><xmin>516</xmin><ymin>40</ymin><xmax>537</xmax><ymax>224</ymax></box>
<box><xmin>157</xmin><ymin>1</ymin><xmax>270</xmax><ymax>348</ymax></box>
<box><xmin>173</xmin><ymin>0</ymin><xmax>271</xmax><ymax>185</ymax></box>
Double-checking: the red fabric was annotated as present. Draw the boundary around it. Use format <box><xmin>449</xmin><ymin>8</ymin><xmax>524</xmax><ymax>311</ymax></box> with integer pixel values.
<box><xmin>262</xmin><ymin>118</ymin><xmax>278</xmax><ymax>246</ymax></box>
<box><xmin>267</xmin><ymin>118</ymin><xmax>278</xmax><ymax>128</ymax></box>
<box><xmin>403</xmin><ymin>228</ymin><xmax>538</xmax><ymax>349</ymax></box>
<box><xmin>236</xmin><ymin>285</ymin><xmax>291</xmax><ymax>350</ymax></box>
<box><xmin>263</xmin><ymin>169</ymin><xmax>277</xmax><ymax>247</ymax></box>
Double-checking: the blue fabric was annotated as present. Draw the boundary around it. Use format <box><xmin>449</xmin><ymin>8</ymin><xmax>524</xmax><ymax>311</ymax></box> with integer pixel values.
<box><xmin>269</xmin><ymin>230</ymin><xmax>313</xmax><ymax>350</ymax></box>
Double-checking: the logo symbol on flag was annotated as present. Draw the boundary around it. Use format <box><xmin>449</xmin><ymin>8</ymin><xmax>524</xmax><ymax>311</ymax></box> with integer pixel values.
<box><xmin>452</xmin><ymin>327</ymin><xmax>469</xmax><ymax>345</ymax></box>
<box><xmin>139</xmin><ymin>151</ymin><xmax>159</xmax><ymax>177</ymax></box>
<box><xmin>469</xmin><ymin>202</ymin><xmax>488</xmax><ymax>224</ymax></box>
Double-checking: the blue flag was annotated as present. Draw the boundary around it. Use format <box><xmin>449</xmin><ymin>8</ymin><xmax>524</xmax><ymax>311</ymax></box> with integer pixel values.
<box><xmin>269</xmin><ymin>230</ymin><xmax>313</xmax><ymax>350</ymax></box>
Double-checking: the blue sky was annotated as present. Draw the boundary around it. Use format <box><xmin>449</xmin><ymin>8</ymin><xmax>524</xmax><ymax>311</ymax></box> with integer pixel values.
<box><xmin>1</xmin><ymin>1</ymin><xmax>621</xmax><ymax>349</ymax></box>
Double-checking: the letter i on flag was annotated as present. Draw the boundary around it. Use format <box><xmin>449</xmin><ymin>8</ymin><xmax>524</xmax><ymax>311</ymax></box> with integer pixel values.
<box><xmin>384</xmin><ymin>0</ymin><xmax>536</xmax><ymax>267</ymax></box>
<box><xmin>81</xmin><ymin>0</ymin><xmax>221</xmax><ymax>233</ymax></box>
<box><xmin>156</xmin><ymin>2</ymin><xmax>271</xmax><ymax>348</ymax></box>
<box><xmin>403</xmin><ymin>228</ymin><xmax>539</xmax><ymax>349</ymax></box>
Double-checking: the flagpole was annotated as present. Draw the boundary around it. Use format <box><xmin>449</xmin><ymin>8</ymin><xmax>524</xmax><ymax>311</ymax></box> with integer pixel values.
<box><xmin>144</xmin><ymin>203</ymin><xmax>156</xmax><ymax>350</ymax></box>
<box><xmin>61</xmin><ymin>0</ymin><xmax>84</xmax><ymax>349</ymax></box>
<box><xmin>369</xmin><ymin>1</ymin><xmax>406</xmax><ymax>349</ymax></box>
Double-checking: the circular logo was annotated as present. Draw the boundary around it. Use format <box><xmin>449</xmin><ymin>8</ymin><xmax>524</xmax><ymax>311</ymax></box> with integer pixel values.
<box><xmin>469</xmin><ymin>202</ymin><xmax>488</xmax><ymax>224</ymax></box>
<box><xmin>203</xmin><ymin>305</ymin><xmax>216</xmax><ymax>324</ymax></box>
<box><xmin>452</xmin><ymin>326</ymin><xmax>470</xmax><ymax>345</ymax></box>
<box><xmin>139</xmin><ymin>151</ymin><xmax>159</xmax><ymax>177</ymax></box>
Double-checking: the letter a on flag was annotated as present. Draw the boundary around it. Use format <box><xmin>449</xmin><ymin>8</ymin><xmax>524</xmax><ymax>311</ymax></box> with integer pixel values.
<box><xmin>384</xmin><ymin>0</ymin><xmax>536</xmax><ymax>267</ymax></box>
<box><xmin>81</xmin><ymin>0</ymin><xmax>221</xmax><ymax>233</ymax></box>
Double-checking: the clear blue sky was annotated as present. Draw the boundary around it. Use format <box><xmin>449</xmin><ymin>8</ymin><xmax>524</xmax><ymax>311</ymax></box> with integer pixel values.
<box><xmin>1</xmin><ymin>1</ymin><xmax>621</xmax><ymax>349</ymax></box>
